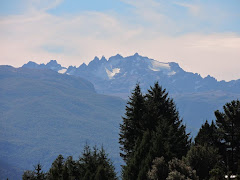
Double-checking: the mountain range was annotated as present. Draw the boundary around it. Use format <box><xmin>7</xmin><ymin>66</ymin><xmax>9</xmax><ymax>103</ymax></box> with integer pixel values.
<box><xmin>23</xmin><ymin>53</ymin><xmax>240</xmax><ymax>97</ymax></box>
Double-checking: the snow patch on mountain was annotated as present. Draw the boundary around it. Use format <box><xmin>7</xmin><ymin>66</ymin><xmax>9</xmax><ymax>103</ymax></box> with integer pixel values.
<box><xmin>168</xmin><ymin>71</ymin><xmax>176</xmax><ymax>76</ymax></box>
<box><xmin>105</xmin><ymin>68</ymin><xmax>120</xmax><ymax>79</ymax></box>
<box><xmin>58</xmin><ymin>69</ymin><xmax>67</xmax><ymax>74</ymax></box>
<box><xmin>149</xmin><ymin>61</ymin><xmax>170</xmax><ymax>72</ymax></box>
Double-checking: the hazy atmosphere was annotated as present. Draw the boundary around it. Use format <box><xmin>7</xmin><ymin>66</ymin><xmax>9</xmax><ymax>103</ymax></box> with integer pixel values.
<box><xmin>1</xmin><ymin>0</ymin><xmax>240</xmax><ymax>81</ymax></box>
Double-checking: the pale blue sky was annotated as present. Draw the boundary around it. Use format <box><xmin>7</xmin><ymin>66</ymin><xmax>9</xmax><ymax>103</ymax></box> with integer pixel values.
<box><xmin>0</xmin><ymin>0</ymin><xmax>240</xmax><ymax>80</ymax></box>
<box><xmin>1</xmin><ymin>0</ymin><xmax>240</xmax><ymax>34</ymax></box>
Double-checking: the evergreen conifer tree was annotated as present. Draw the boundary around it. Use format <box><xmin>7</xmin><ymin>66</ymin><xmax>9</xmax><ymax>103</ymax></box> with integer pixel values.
<box><xmin>34</xmin><ymin>163</ymin><xmax>45</xmax><ymax>180</ymax></box>
<box><xmin>144</xmin><ymin>82</ymin><xmax>172</xmax><ymax>131</ymax></box>
<box><xmin>95</xmin><ymin>165</ymin><xmax>106</xmax><ymax>180</ymax></box>
<box><xmin>119</xmin><ymin>83</ymin><xmax>145</xmax><ymax>162</ymax></box>
<box><xmin>83</xmin><ymin>170</ymin><xmax>92</xmax><ymax>180</ymax></box>
<box><xmin>22</xmin><ymin>163</ymin><xmax>46</xmax><ymax>180</ymax></box>
<box><xmin>185</xmin><ymin>144</ymin><xmax>221</xmax><ymax>180</ymax></box>
<box><xmin>79</xmin><ymin>144</ymin><xmax>117</xmax><ymax>179</ymax></box>
<box><xmin>63</xmin><ymin>156</ymin><xmax>77</xmax><ymax>180</ymax></box>
<box><xmin>145</xmin><ymin>82</ymin><xmax>190</xmax><ymax>161</ymax></box>
<box><xmin>120</xmin><ymin>82</ymin><xmax>190</xmax><ymax>180</ymax></box>
<box><xmin>215</xmin><ymin>100</ymin><xmax>240</xmax><ymax>175</ymax></box>
<box><xmin>98</xmin><ymin>146</ymin><xmax>117</xmax><ymax>179</ymax></box>
<box><xmin>143</xmin><ymin>83</ymin><xmax>190</xmax><ymax>177</ymax></box>
<box><xmin>195</xmin><ymin>120</ymin><xmax>218</xmax><ymax>147</ymax></box>
<box><xmin>22</xmin><ymin>170</ymin><xmax>35</xmax><ymax>180</ymax></box>
<box><xmin>79</xmin><ymin>144</ymin><xmax>95</xmax><ymax>177</ymax></box>
<box><xmin>122</xmin><ymin>130</ymin><xmax>152</xmax><ymax>180</ymax></box>
<box><xmin>48</xmin><ymin>155</ymin><xmax>65</xmax><ymax>180</ymax></box>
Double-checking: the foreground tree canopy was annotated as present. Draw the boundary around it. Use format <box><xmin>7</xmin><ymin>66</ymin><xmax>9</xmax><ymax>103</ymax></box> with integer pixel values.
<box><xmin>120</xmin><ymin>83</ymin><xmax>240</xmax><ymax>180</ymax></box>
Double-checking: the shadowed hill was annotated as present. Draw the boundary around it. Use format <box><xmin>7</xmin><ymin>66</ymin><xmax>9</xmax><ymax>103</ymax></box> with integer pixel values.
<box><xmin>0</xmin><ymin>66</ymin><xmax>125</xmax><ymax>179</ymax></box>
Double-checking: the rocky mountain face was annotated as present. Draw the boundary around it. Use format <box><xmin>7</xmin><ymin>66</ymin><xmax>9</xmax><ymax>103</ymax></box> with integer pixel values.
<box><xmin>23</xmin><ymin>53</ymin><xmax>240</xmax><ymax>98</ymax></box>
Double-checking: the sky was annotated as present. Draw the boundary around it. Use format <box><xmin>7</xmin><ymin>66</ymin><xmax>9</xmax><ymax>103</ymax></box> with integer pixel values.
<box><xmin>0</xmin><ymin>0</ymin><xmax>240</xmax><ymax>81</ymax></box>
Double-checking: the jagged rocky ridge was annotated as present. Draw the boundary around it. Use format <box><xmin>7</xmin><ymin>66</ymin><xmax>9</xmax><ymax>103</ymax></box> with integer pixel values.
<box><xmin>23</xmin><ymin>53</ymin><xmax>240</xmax><ymax>98</ymax></box>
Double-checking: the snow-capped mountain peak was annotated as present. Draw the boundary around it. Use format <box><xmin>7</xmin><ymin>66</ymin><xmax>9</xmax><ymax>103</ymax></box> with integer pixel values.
<box><xmin>22</xmin><ymin>53</ymin><xmax>240</xmax><ymax>98</ymax></box>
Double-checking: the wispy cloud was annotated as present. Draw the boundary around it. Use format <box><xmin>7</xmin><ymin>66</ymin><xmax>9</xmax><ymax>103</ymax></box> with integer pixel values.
<box><xmin>174</xmin><ymin>2</ymin><xmax>200</xmax><ymax>16</ymax></box>
<box><xmin>120</xmin><ymin>0</ymin><xmax>161</xmax><ymax>9</ymax></box>
<box><xmin>24</xmin><ymin>0</ymin><xmax>64</xmax><ymax>12</ymax></box>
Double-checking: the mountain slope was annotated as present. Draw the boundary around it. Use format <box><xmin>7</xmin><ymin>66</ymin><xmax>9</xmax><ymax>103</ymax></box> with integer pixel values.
<box><xmin>0</xmin><ymin>66</ymin><xmax>125</xmax><ymax>179</ymax></box>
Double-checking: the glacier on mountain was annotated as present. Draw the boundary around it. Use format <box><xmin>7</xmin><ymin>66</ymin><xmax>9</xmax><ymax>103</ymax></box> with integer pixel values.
<box><xmin>105</xmin><ymin>67</ymin><xmax>120</xmax><ymax>79</ymax></box>
<box><xmin>22</xmin><ymin>53</ymin><xmax>240</xmax><ymax>99</ymax></box>
<box><xmin>58</xmin><ymin>69</ymin><xmax>67</xmax><ymax>74</ymax></box>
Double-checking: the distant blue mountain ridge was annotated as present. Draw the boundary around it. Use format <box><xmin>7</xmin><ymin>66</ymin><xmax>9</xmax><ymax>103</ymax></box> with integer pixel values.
<box><xmin>22</xmin><ymin>53</ymin><xmax>240</xmax><ymax>98</ymax></box>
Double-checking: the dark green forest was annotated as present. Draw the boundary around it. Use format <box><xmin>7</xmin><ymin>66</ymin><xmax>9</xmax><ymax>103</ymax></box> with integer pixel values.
<box><xmin>22</xmin><ymin>145</ymin><xmax>117</xmax><ymax>180</ymax></box>
<box><xmin>22</xmin><ymin>83</ymin><xmax>240</xmax><ymax>180</ymax></box>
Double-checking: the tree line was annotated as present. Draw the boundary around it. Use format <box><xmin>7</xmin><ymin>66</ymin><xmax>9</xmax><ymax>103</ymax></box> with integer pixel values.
<box><xmin>22</xmin><ymin>82</ymin><xmax>240</xmax><ymax>180</ymax></box>
<box><xmin>22</xmin><ymin>145</ymin><xmax>117</xmax><ymax>180</ymax></box>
